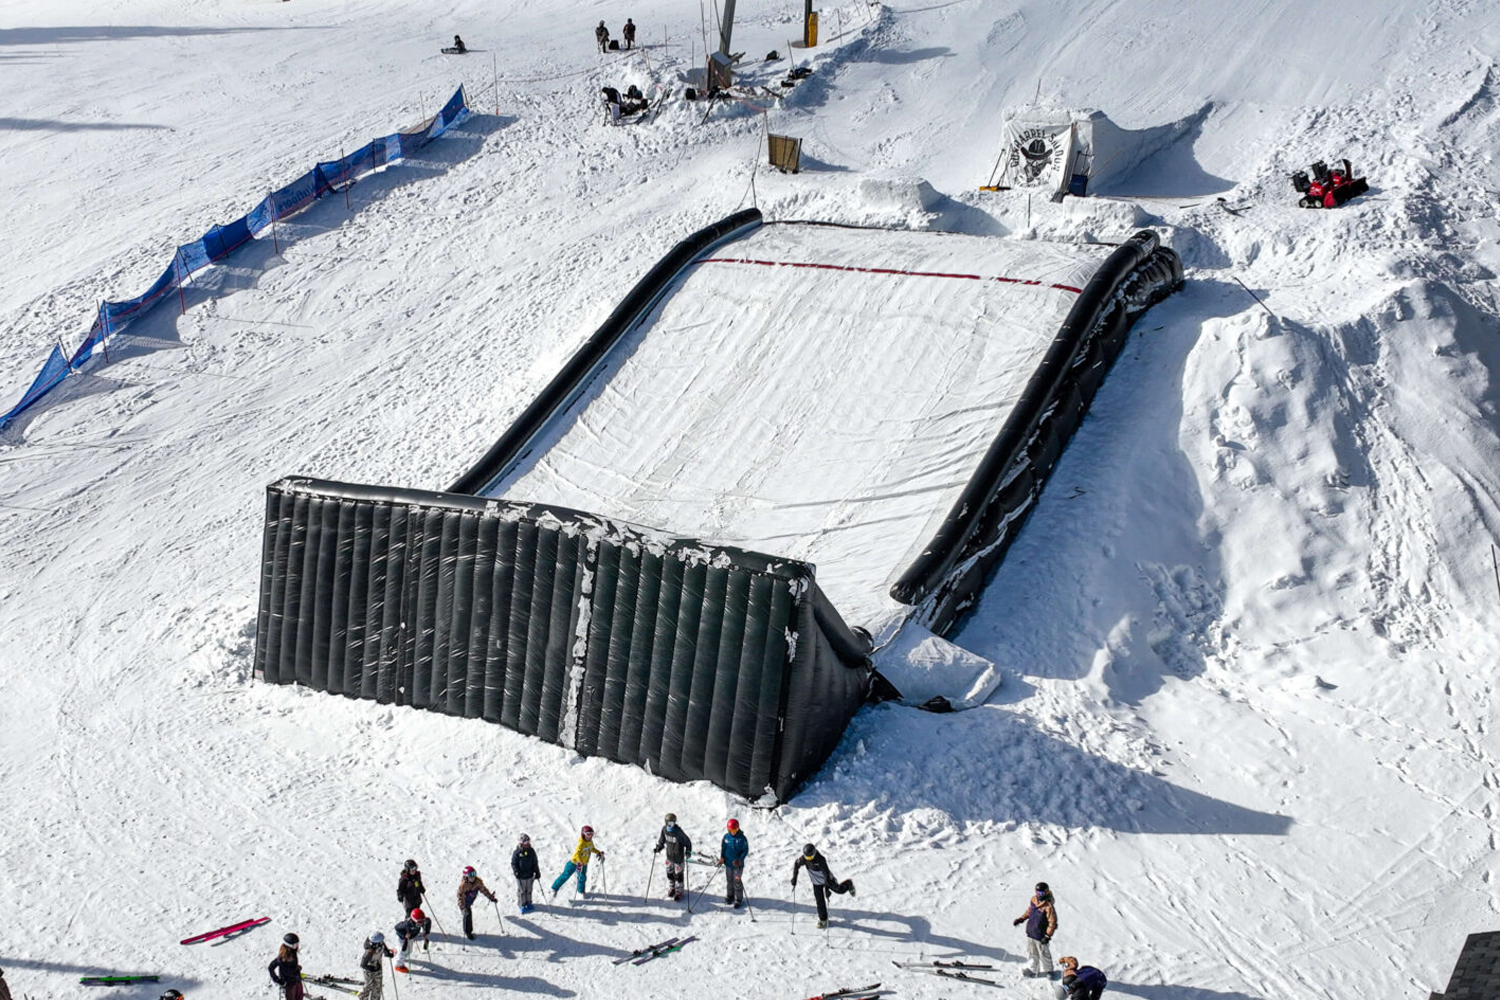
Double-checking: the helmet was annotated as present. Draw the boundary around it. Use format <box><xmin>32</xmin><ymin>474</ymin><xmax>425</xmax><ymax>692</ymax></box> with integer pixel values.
<box><xmin>726</xmin><ymin>818</ymin><xmax>740</xmax><ymax>832</ymax></box>
<box><xmin>581</xmin><ymin>825</ymin><xmax>594</xmax><ymax>838</ymax></box>
<box><xmin>664</xmin><ymin>813</ymin><xmax>677</xmax><ymax>824</ymax></box>
<box><xmin>369</xmin><ymin>932</ymin><xmax>385</xmax><ymax>946</ymax></box>
<box><xmin>404</xmin><ymin>859</ymin><xmax>418</xmax><ymax>871</ymax></box>
<box><xmin>463</xmin><ymin>865</ymin><xmax>476</xmax><ymax>877</ymax></box>
<box><xmin>410</xmin><ymin>908</ymin><xmax>425</xmax><ymax>922</ymax></box>
<box><xmin>803</xmin><ymin>843</ymin><xmax>816</xmax><ymax>858</ymax></box>
<box><xmin>161</xmin><ymin>992</ymin><xmax>184</xmax><ymax>1000</ymax></box>
<box><xmin>519</xmin><ymin>833</ymin><xmax>531</xmax><ymax>844</ymax></box>
<box><xmin>1035</xmin><ymin>881</ymin><xmax>1050</xmax><ymax>895</ymax></box>
<box><xmin>283</xmin><ymin>932</ymin><xmax>300</xmax><ymax>949</ymax></box>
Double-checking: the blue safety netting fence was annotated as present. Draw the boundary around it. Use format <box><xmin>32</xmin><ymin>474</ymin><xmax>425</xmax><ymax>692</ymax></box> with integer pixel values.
<box><xmin>2</xmin><ymin>86</ymin><xmax>470</xmax><ymax>431</ymax></box>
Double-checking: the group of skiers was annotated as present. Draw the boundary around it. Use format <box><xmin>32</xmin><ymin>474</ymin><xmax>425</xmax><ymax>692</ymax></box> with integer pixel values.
<box><xmin>595</xmin><ymin>18</ymin><xmax>638</xmax><ymax>52</ymax></box>
<box><xmin>1013</xmin><ymin>882</ymin><xmax>1109</xmax><ymax>999</ymax></box>
<box><xmin>252</xmin><ymin>828</ymin><xmax>1107</xmax><ymax>1000</ymax></box>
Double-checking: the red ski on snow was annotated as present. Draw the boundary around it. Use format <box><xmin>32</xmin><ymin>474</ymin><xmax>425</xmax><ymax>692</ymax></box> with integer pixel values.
<box><xmin>180</xmin><ymin>916</ymin><xmax>270</xmax><ymax>944</ymax></box>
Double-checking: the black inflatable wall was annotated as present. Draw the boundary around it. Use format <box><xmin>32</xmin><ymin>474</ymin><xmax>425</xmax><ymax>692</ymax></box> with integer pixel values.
<box><xmin>255</xmin><ymin>478</ymin><xmax>872</xmax><ymax>802</ymax></box>
<box><xmin>890</xmin><ymin>230</ymin><xmax>1184</xmax><ymax>632</ymax></box>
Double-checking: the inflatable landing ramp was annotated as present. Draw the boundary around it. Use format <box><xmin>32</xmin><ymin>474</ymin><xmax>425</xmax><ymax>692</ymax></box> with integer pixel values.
<box><xmin>254</xmin><ymin>209</ymin><xmax>1181</xmax><ymax>801</ymax></box>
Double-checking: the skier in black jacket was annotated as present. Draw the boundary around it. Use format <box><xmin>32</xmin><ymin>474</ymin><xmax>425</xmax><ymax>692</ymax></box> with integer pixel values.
<box><xmin>397</xmin><ymin>859</ymin><xmax>426</xmax><ymax>918</ymax></box>
<box><xmin>511</xmin><ymin>833</ymin><xmax>542</xmax><ymax>913</ymax></box>
<box><xmin>792</xmin><ymin>843</ymin><xmax>855</xmax><ymax>928</ymax></box>
<box><xmin>267</xmin><ymin>934</ymin><xmax>304</xmax><ymax>1000</ymax></box>
<box><xmin>653</xmin><ymin>813</ymin><xmax>694</xmax><ymax>901</ymax></box>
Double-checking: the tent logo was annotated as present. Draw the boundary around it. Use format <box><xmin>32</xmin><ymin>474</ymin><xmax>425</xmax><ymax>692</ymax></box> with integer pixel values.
<box><xmin>1007</xmin><ymin>126</ymin><xmax>1067</xmax><ymax>184</ymax></box>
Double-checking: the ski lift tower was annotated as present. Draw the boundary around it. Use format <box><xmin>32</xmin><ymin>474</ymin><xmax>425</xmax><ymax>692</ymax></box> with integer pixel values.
<box><xmin>707</xmin><ymin>0</ymin><xmax>737</xmax><ymax>92</ymax></box>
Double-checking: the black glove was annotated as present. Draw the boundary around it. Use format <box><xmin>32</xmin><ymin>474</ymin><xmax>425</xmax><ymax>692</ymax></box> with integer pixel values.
<box><xmin>791</xmin><ymin>878</ymin><xmax>797</xmax><ymax>887</ymax></box>
<box><xmin>1043</xmin><ymin>935</ymin><xmax>1052</xmax><ymax>944</ymax></box>
<box><xmin>654</xmin><ymin>845</ymin><xmax>662</xmax><ymax>854</ymax></box>
<box><xmin>1013</xmin><ymin>917</ymin><xmax>1025</xmax><ymax>926</ymax></box>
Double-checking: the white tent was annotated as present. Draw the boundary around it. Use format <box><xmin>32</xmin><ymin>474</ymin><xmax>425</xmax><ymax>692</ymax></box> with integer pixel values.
<box><xmin>987</xmin><ymin>107</ymin><xmax>1191</xmax><ymax>199</ymax></box>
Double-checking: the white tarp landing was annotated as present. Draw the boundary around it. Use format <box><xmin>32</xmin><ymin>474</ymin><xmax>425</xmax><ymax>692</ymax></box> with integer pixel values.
<box><xmin>989</xmin><ymin>107</ymin><xmax>1192</xmax><ymax>199</ymax></box>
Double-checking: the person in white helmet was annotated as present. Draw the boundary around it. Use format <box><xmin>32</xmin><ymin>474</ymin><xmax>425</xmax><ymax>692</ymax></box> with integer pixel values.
<box><xmin>358</xmin><ymin>931</ymin><xmax>393</xmax><ymax>999</ymax></box>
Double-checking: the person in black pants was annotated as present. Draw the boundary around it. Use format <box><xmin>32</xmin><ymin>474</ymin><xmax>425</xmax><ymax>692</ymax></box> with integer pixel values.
<box><xmin>791</xmin><ymin>843</ymin><xmax>855</xmax><ymax>928</ymax></box>
<box><xmin>397</xmin><ymin>859</ymin><xmax>426</xmax><ymax>918</ymax></box>
<box><xmin>512</xmin><ymin>833</ymin><xmax>542</xmax><ymax>913</ymax></box>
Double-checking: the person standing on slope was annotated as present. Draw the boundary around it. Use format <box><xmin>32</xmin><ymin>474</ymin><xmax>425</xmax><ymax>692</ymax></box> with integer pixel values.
<box><xmin>1013</xmin><ymin>881</ymin><xmax>1059</xmax><ymax>978</ymax></box>
<box><xmin>393</xmin><ymin>908</ymin><xmax>427</xmax><ymax>970</ymax></box>
<box><xmin>397</xmin><ymin>859</ymin><xmax>426</xmax><ymax>919</ymax></box>
<box><xmin>267</xmin><ymin>933</ymin><xmax>304</xmax><ymax>1000</ymax></box>
<box><xmin>1059</xmin><ymin>957</ymin><xmax>1108</xmax><ymax>999</ymax></box>
<box><xmin>792</xmin><ymin>842</ymin><xmax>856</xmax><ymax>929</ymax></box>
<box><xmin>456</xmin><ymin>866</ymin><xmax>498</xmax><ymax>940</ymax></box>
<box><xmin>358</xmin><ymin>932</ymin><xmax>393</xmax><ymax>999</ymax></box>
<box><xmin>719</xmin><ymin>818</ymin><xmax>749</xmax><ymax>908</ymax></box>
<box><xmin>551</xmin><ymin>825</ymin><xmax>606</xmax><ymax>898</ymax></box>
<box><xmin>512</xmin><ymin>833</ymin><xmax>542</xmax><ymax>913</ymax></box>
<box><xmin>654</xmin><ymin>812</ymin><xmax>693</xmax><ymax>901</ymax></box>
<box><xmin>595</xmin><ymin>20</ymin><xmax>610</xmax><ymax>52</ymax></box>
<box><xmin>622</xmin><ymin>18</ymin><xmax>637</xmax><ymax>49</ymax></box>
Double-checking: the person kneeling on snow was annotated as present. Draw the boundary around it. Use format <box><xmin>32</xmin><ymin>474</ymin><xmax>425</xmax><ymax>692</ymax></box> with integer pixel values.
<box><xmin>792</xmin><ymin>843</ymin><xmax>855</xmax><ymax>929</ymax></box>
<box><xmin>1059</xmin><ymin>956</ymin><xmax>1108</xmax><ymax>1000</ymax></box>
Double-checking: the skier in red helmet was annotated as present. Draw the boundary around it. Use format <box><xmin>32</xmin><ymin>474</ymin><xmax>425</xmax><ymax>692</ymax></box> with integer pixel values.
<box><xmin>718</xmin><ymin>818</ymin><xmax>750</xmax><ymax>908</ymax></box>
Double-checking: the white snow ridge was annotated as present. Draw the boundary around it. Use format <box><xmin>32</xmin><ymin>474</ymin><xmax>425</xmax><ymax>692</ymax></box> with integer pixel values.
<box><xmin>3</xmin><ymin>2</ymin><xmax>1500</xmax><ymax>1000</ymax></box>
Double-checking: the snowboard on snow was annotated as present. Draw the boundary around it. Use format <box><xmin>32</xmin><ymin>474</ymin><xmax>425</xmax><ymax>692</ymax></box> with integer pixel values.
<box><xmin>440</xmin><ymin>47</ymin><xmax>468</xmax><ymax>55</ymax></box>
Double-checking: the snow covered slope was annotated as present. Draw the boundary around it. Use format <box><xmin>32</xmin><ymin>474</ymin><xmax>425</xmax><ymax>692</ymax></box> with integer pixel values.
<box><xmin>3</xmin><ymin>0</ymin><xmax>1500</xmax><ymax>999</ymax></box>
<box><xmin>492</xmin><ymin>222</ymin><xmax>1107</xmax><ymax>628</ymax></box>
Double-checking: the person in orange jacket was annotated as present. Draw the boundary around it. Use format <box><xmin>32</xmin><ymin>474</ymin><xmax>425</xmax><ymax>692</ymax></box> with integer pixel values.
<box><xmin>1013</xmin><ymin>881</ymin><xmax>1059</xmax><ymax>978</ymax></box>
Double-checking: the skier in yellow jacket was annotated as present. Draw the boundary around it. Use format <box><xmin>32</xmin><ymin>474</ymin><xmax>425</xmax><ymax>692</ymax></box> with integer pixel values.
<box><xmin>550</xmin><ymin>825</ymin><xmax>606</xmax><ymax>897</ymax></box>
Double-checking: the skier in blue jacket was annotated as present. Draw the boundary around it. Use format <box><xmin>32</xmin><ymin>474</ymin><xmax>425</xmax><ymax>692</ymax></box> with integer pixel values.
<box><xmin>718</xmin><ymin>818</ymin><xmax>749</xmax><ymax>908</ymax></box>
<box><xmin>1059</xmin><ymin>957</ymin><xmax>1107</xmax><ymax>1000</ymax></box>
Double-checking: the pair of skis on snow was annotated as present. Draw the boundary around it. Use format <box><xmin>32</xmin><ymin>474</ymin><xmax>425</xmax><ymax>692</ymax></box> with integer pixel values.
<box><xmin>179</xmin><ymin>916</ymin><xmax>270</xmax><ymax>944</ymax></box>
<box><xmin>612</xmin><ymin>935</ymin><xmax>699</xmax><ymax>965</ymax></box>
<box><xmin>800</xmin><ymin>983</ymin><xmax>888</xmax><ymax>1000</ymax></box>
<box><xmin>893</xmin><ymin>959</ymin><xmax>1005</xmax><ymax>988</ymax></box>
<box><xmin>304</xmin><ymin>973</ymin><xmax>361</xmax><ymax>996</ymax></box>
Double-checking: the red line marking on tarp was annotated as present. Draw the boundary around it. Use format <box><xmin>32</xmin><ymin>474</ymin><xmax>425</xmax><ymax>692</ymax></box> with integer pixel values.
<box><xmin>697</xmin><ymin>257</ymin><xmax>1084</xmax><ymax>294</ymax></box>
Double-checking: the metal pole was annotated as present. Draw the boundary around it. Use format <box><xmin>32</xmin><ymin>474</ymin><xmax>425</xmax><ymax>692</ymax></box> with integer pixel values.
<box><xmin>98</xmin><ymin>303</ymin><xmax>110</xmax><ymax>364</ymax></box>
<box><xmin>175</xmin><ymin>250</ymin><xmax>187</xmax><ymax>315</ymax></box>
<box><xmin>270</xmin><ymin>190</ymin><xmax>279</xmax><ymax>254</ymax></box>
<box><xmin>1491</xmin><ymin>544</ymin><xmax>1500</xmax><ymax>602</ymax></box>
<box><xmin>342</xmin><ymin>148</ymin><xmax>351</xmax><ymax>210</ymax></box>
<box><xmin>385</xmin><ymin>955</ymin><xmax>399</xmax><ymax>1000</ymax></box>
<box><xmin>643</xmin><ymin>854</ymin><xmax>655</xmax><ymax>903</ymax></box>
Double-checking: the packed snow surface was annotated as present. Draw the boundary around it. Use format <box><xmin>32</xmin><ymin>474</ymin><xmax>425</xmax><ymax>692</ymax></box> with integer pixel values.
<box><xmin>4</xmin><ymin>0</ymin><xmax>1500</xmax><ymax>999</ymax></box>
<box><xmin>492</xmin><ymin>222</ymin><xmax>1106</xmax><ymax>627</ymax></box>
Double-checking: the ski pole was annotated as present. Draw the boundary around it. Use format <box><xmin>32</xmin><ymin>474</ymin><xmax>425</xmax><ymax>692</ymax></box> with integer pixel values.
<box><xmin>688</xmin><ymin>864</ymin><xmax>722</xmax><ymax>912</ymax></box>
<box><xmin>643</xmin><ymin>854</ymin><xmax>655</xmax><ymax>902</ymax></box>
<box><xmin>790</xmin><ymin>880</ymin><xmax>797</xmax><ymax>934</ymax></box>
<box><xmin>491</xmin><ymin>898</ymin><xmax>506</xmax><ymax>935</ymax></box>
<box><xmin>385</xmin><ymin>954</ymin><xmax>400</xmax><ymax>1000</ymax></box>
<box><xmin>420</xmin><ymin>894</ymin><xmax>448</xmax><ymax>937</ymax></box>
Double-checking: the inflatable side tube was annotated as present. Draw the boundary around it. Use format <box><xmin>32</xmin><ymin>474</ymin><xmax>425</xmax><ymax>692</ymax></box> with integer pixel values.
<box><xmin>890</xmin><ymin>231</ymin><xmax>1179</xmax><ymax>607</ymax></box>
<box><xmin>449</xmin><ymin>208</ymin><xmax>764</xmax><ymax>496</ymax></box>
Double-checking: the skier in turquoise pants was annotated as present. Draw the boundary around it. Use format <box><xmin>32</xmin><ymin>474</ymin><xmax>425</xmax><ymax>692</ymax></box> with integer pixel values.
<box><xmin>551</xmin><ymin>825</ymin><xmax>606</xmax><ymax>897</ymax></box>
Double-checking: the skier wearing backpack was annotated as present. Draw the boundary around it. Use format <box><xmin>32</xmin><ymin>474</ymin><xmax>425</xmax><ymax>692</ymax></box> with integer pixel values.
<box><xmin>791</xmin><ymin>843</ymin><xmax>856</xmax><ymax>928</ymax></box>
<box><xmin>654</xmin><ymin>813</ymin><xmax>694</xmax><ymax>901</ymax></box>
<box><xmin>622</xmin><ymin>18</ymin><xmax>637</xmax><ymax>49</ymax></box>
<box><xmin>512</xmin><ymin>833</ymin><xmax>542</xmax><ymax>913</ymax></box>
<box><xmin>718</xmin><ymin>818</ymin><xmax>749</xmax><ymax>908</ymax></box>
<box><xmin>1059</xmin><ymin>957</ymin><xmax>1108</xmax><ymax>999</ymax></box>
<box><xmin>1013</xmin><ymin>882</ymin><xmax>1059</xmax><ymax>978</ymax></box>
<box><xmin>595</xmin><ymin>21</ymin><xmax>610</xmax><ymax>52</ymax></box>
<box><xmin>393</xmin><ymin>908</ymin><xmax>427</xmax><ymax>970</ymax></box>
<box><xmin>358</xmin><ymin>932</ymin><xmax>393</xmax><ymax>999</ymax></box>
<box><xmin>397</xmin><ymin>859</ymin><xmax>426</xmax><ymax>918</ymax></box>
<box><xmin>551</xmin><ymin>825</ymin><xmax>606</xmax><ymax>897</ymax></box>
<box><xmin>456</xmin><ymin>866</ymin><xmax>498</xmax><ymax>940</ymax></box>
<box><xmin>267</xmin><ymin>933</ymin><xmax>304</xmax><ymax>1000</ymax></box>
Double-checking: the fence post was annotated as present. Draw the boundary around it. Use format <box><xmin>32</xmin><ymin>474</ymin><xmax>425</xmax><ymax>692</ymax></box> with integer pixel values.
<box><xmin>98</xmin><ymin>303</ymin><xmax>109</xmax><ymax>364</ymax></box>
<box><xmin>270</xmin><ymin>190</ymin><xmax>279</xmax><ymax>254</ymax></box>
